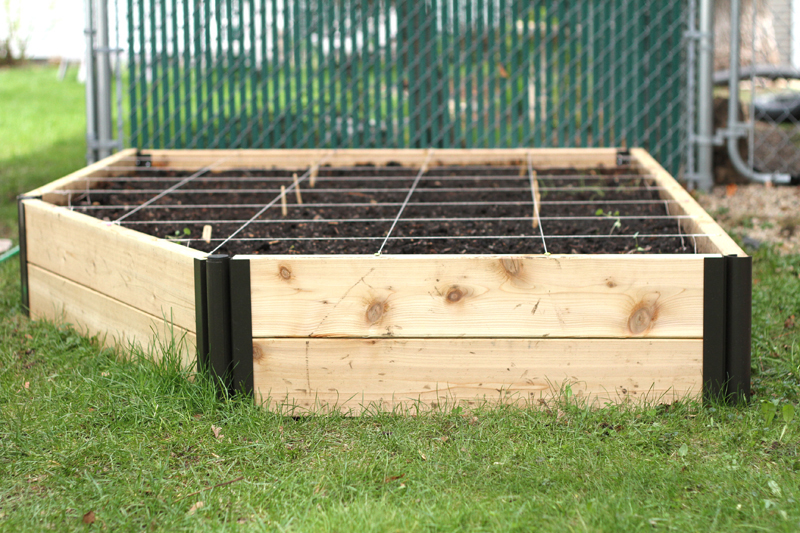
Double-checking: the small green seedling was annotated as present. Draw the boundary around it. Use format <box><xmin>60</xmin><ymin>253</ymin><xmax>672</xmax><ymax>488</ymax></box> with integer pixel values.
<box><xmin>595</xmin><ymin>208</ymin><xmax>622</xmax><ymax>234</ymax></box>
<box><xmin>165</xmin><ymin>227</ymin><xmax>191</xmax><ymax>244</ymax></box>
<box><xmin>632</xmin><ymin>231</ymin><xmax>645</xmax><ymax>252</ymax></box>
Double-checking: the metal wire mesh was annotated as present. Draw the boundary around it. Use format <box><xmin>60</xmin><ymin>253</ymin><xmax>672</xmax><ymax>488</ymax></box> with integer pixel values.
<box><xmin>125</xmin><ymin>0</ymin><xmax>687</xmax><ymax>175</ymax></box>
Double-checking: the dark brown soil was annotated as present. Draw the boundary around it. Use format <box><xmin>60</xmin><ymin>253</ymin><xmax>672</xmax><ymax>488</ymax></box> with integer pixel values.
<box><xmin>69</xmin><ymin>163</ymin><xmax>695</xmax><ymax>255</ymax></box>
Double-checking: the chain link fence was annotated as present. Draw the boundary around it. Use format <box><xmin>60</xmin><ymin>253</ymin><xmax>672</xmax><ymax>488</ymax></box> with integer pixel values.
<box><xmin>124</xmin><ymin>0</ymin><xmax>687</xmax><ymax>174</ymax></box>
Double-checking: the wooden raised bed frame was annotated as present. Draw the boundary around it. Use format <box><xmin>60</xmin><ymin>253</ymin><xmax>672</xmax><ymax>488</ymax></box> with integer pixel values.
<box><xmin>19</xmin><ymin>148</ymin><xmax>751</xmax><ymax>411</ymax></box>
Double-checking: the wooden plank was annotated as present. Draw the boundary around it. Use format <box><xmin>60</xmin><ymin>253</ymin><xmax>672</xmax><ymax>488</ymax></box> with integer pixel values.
<box><xmin>252</xmin><ymin>338</ymin><xmax>703</xmax><ymax>412</ymax></box>
<box><xmin>25</xmin><ymin>149</ymin><xmax>138</xmax><ymax>206</ymax></box>
<box><xmin>136</xmin><ymin>148</ymin><xmax>619</xmax><ymax>171</ymax></box>
<box><xmin>247</xmin><ymin>254</ymin><xmax>705</xmax><ymax>338</ymax></box>
<box><xmin>630</xmin><ymin>148</ymin><xmax>745</xmax><ymax>256</ymax></box>
<box><xmin>143</xmin><ymin>149</ymin><xmax>333</xmax><ymax>170</ymax></box>
<box><xmin>29</xmin><ymin>265</ymin><xmax>196</xmax><ymax>366</ymax></box>
<box><xmin>24</xmin><ymin>200</ymin><xmax>203</xmax><ymax>332</ymax></box>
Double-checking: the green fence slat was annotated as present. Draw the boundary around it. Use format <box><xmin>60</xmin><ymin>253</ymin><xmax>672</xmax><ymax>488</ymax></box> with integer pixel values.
<box><xmin>474</xmin><ymin>0</ymin><xmax>484</xmax><ymax>146</ymax></box>
<box><xmin>147</xmin><ymin>0</ymin><xmax>157</xmax><ymax>145</ymax></box>
<box><xmin>625</xmin><ymin>0</ymin><xmax>635</xmax><ymax>148</ymax></box>
<box><xmin>579</xmin><ymin>0</ymin><xmax>588</xmax><ymax>147</ymax></box>
<box><xmin>373</xmin><ymin>0</ymin><xmax>381</xmax><ymax>145</ymax></box>
<box><xmin>384</xmin><ymin>0</ymin><xmax>393</xmax><ymax>145</ymax></box>
<box><xmin>124</xmin><ymin>0</ymin><xmax>686</xmax><ymax>170</ymax></box>
<box><xmin>587</xmin><ymin>2</ymin><xmax>602</xmax><ymax>146</ymax></box>
<box><xmin>567</xmin><ymin>2</ymin><xmax>576</xmax><ymax>147</ymax></box>
<box><xmin>160</xmin><ymin>0</ymin><xmax>170</xmax><ymax>146</ymax></box>
<box><xmin>128</xmin><ymin>0</ymin><xmax>137</xmax><ymax>145</ymax></box>
<box><xmin>170</xmin><ymin>0</ymin><xmax>179</xmax><ymax>147</ymax></box>
<box><xmin>531</xmin><ymin>1</ymin><xmax>540</xmax><ymax>146</ymax></box>
<box><xmin>521</xmin><ymin>1</ymin><xmax>531</xmax><ymax>146</ymax></box>
<box><xmin>292</xmin><ymin>0</ymin><xmax>301</xmax><ymax>146</ymax></box>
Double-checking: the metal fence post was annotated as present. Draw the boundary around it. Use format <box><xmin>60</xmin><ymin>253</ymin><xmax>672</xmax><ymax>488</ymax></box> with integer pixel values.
<box><xmin>96</xmin><ymin>0</ymin><xmax>114</xmax><ymax>160</ymax></box>
<box><xmin>85</xmin><ymin>0</ymin><xmax>98</xmax><ymax>163</ymax></box>
<box><xmin>695</xmin><ymin>0</ymin><xmax>715</xmax><ymax>191</ymax></box>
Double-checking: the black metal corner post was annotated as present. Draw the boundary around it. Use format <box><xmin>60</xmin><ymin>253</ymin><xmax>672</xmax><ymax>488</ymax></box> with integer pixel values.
<box><xmin>206</xmin><ymin>255</ymin><xmax>233</xmax><ymax>391</ymax></box>
<box><xmin>725</xmin><ymin>255</ymin><xmax>752</xmax><ymax>403</ymax></box>
<box><xmin>703</xmin><ymin>257</ymin><xmax>727</xmax><ymax>400</ymax></box>
<box><xmin>17</xmin><ymin>195</ymin><xmax>40</xmax><ymax>316</ymax></box>
<box><xmin>703</xmin><ymin>255</ymin><xmax>752</xmax><ymax>403</ymax></box>
<box><xmin>229</xmin><ymin>258</ymin><xmax>253</xmax><ymax>397</ymax></box>
<box><xmin>194</xmin><ymin>258</ymin><xmax>209</xmax><ymax>372</ymax></box>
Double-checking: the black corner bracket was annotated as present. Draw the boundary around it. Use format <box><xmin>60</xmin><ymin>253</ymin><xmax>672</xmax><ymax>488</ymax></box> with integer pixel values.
<box><xmin>17</xmin><ymin>195</ymin><xmax>41</xmax><ymax>317</ymax></box>
<box><xmin>195</xmin><ymin>255</ymin><xmax>253</xmax><ymax>397</ymax></box>
<box><xmin>703</xmin><ymin>255</ymin><xmax>752</xmax><ymax>404</ymax></box>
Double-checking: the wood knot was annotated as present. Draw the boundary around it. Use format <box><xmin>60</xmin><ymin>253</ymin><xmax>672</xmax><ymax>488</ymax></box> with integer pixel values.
<box><xmin>500</xmin><ymin>258</ymin><xmax>523</xmax><ymax>277</ymax></box>
<box><xmin>279</xmin><ymin>266</ymin><xmax>292</xmax><ymax>280</ymax></box>
<box><xmin>606</xmin><ymin>278</ymin><xmax>617</xmax><ymax>288</ymax></box>
<box><xmin>252</xmin><ymin>342</ymin><xmax>264</xmax><ymax>362</ymax></box>
<box><xmin>446</xmin><ymin>286</ymin><xmax>464</xmax><ymax>303</ymax></box>
<box><xmin>628</xmin><ymin>303</ymin><xmax>658</xmax><ymax>335</ymax></box>
<box><xmin>366</xmin><ymin>301</ymin><xmax>386</xmax><ymax>324</ymax></box>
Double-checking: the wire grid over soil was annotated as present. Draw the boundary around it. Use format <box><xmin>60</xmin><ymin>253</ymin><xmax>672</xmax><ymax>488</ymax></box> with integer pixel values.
<box><xmin>60</xmin><ymin>152</ymin><xmax>702</xmax><ymax>255</ymax></box>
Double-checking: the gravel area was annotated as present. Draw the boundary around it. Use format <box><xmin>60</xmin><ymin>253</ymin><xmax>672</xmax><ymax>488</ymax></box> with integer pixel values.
<box><xmin>696</xmin><ymin>184</ymin><xmax>800</xmax><ymax>254</ymax></box>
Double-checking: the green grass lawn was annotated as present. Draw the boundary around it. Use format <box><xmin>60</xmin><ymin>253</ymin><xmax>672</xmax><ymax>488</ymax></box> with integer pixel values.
<box><xmin>1</xmin><ymin>65</ymin><xmax>800</xmax><ymax>532</ymax></box>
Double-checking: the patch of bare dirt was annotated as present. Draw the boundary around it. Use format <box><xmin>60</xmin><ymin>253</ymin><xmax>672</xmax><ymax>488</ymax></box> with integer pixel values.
<box><xmin>696</xmin><ymin>184</ymin><xmax>800</xmax><ymax>254</ymax></box>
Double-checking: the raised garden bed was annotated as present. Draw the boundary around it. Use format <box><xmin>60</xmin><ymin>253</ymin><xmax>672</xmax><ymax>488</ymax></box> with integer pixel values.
<box><xmin>19</xmin><ymin>148</ymin><xmax>751</xmax><ymax>411</ymax></box>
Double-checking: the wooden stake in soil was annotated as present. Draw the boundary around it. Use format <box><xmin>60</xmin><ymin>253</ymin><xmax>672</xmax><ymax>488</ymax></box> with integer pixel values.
<box><xmin>202</xmin><ymin>225</ymin><xmax>212</xmax><ymax>243</ymax></box>
<box><xmin>293</xmin><ymin>173</ymin><xmax>303</xmax><ymax>204</ymax></box>
<box><xmin>280</xmin><ymin>185</ymin><xmax>288</xmax><ymax>216</ymax></box>
<box><xmin>309</xmin><ymin>163</ymin><xmax>319</xmax><ymax>188</ymax></box>
<box><xmin>531</xmin><ymin>170</ymin><xmax>541</xmax><ymax>229</ymax></box>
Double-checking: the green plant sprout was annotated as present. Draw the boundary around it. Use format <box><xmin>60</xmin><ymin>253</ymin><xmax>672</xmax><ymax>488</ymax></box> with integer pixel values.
<box><xmin>595</xmin><ymin>208</ymin><xmax>622</xmax><ymax>235</ymax></box>
<box><xmin>632</xmin><ymin>231</ymin><xmax>645</xmax><ymax>252</ymax></box>
<box><xmin>165</xmin><ymin>227</ymin><xmax>191</xmax><ymax>244</ymax></box>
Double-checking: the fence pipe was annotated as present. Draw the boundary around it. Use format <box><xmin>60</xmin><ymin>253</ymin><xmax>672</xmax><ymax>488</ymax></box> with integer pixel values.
<box><xmin>694</xmin><ymin>0</ymin><xmax>714</xmax><ymax>190</ymax></box>
<box><xmin>84</xmin><ymin>0</ymin><xmax>98</xmax><ymax>163</ymax></box>
<box><xmin>726</xmin><ymin>0</ymin><xmax>792</xmax><ymax>184</ymax></box>
<box><xmin>96</xmin><ymin>0</ymin><xmax>113</xmax><ymax>159</ymax></box>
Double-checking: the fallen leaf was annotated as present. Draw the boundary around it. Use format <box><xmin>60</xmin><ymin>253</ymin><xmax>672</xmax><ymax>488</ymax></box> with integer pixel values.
<box><xmin>726</xmin><ymin>184</ymin><xmax>738</xmax><ymax>197</ymax></box>
<box><xmin>23</xmin><ymin>382</ymin><xmax>29</xmax><ymax>389</ymax></box>
<box><xmin>82</xmin><ymin>510</ymin><xmax>96</xmax><ymax>524</ymax></box>
<box><xmin>188</xmin><ymin>501</ymin><xmax>204</xmax><ymax>515</ymax></box>
<box><xmin>677</xmin><ymin>443</ymin><xmax>688</xmax><ymax>457</ymax></box>
<box><xmin>384</xmin><ymin>474</ymin><xmax>405</xmax><ymax>483</ymax></box>
<box><xmin>785</xmin><ymin>315</ymin><xmax>795</xmax><ymax>329</ymax></box>
<box><xmin>418</xmin><ymin>450</ymin><xmax>427</xmax><ymax>461</ymax></box>
<box><xmin>193</xmin><ymin>413</ymin><xmax>202</xmax><ymax>419</ymax></box>
<box><xmin>211</xmin><ymin>425</ymin><xmax>223</xmax><ymax>440</ymax></box>
<box><xmin>25</xmin><ymin>334</ymin><xmax>32</xmax><ymax>340</ymax></box>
